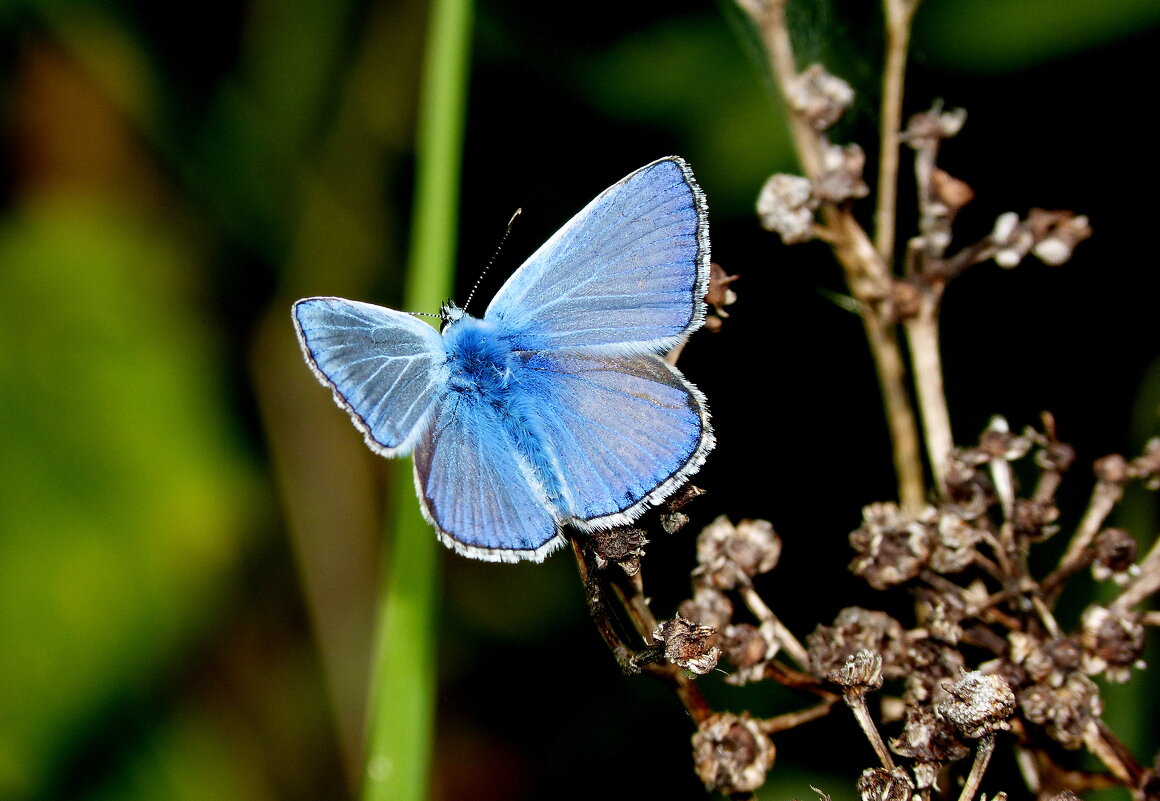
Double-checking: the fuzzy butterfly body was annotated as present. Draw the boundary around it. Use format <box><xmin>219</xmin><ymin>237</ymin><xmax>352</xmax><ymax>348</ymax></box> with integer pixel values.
<box><xmin>293</xmin><ymin>156</ymin><xmax>714</xmax><ymax>562</ymax></box>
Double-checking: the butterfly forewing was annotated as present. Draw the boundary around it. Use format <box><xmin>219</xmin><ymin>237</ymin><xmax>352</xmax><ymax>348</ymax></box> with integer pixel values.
<box><xmin>292</xmin><ymin>298</ymin><xmax>448</xmax><ymax>456</ymax></box>
<box><xmin>485</xmin><ymin>157</ymin><xmax>710</xmax><ymax>355</ymax></box>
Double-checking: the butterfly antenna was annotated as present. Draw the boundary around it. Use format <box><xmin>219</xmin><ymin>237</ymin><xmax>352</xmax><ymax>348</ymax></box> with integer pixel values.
<box><xmin>463</xmin><ymin>208</ymin><xmax>522</xmax><ymax>314</ymax></box>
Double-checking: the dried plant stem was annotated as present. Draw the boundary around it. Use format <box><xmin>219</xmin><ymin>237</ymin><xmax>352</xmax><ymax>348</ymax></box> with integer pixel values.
<box><xmin>1084</xmin><ymin>721</ymin><xmax>1142</xmax><ymax>786</ymax></box>
<box><xmin>571</xmin><ymin>537</ymin><xmax>714</xmax><ymax>724</ymax></box>
<box><xmin>1047</xmin><ymin>479</ymin><xmax>1123</xmax><ymax>592</ymax></box>
<box><xmin>749</xmin><ymin>0</ymin><xmax>925</xmax><ymax>508</ymax></box>
<box><xmin>956</xmin><ymin>734</ymin><xmax>996</xmax><ymax>801</ymax></box>
<box><xmin>845</xmin><ymin>693</ymin><xmax>896</xmax><ymax>770</ymax></box>
<box><xmin>760</xmin><ymin>698</ymin><xmax>839</xmax><ymax>734</ymax></box>
<box><xmin>739</xmin><ymin>584</ymin><xmax>810</xmax><ymax>667</ymax></box>
<box><xmin>904</xmin><ymin>300</ymin><xmax>953</xmax><ymax>493</ymax></box>
<box><xmin>875</xmin><ymin>0</ymin><xmax>921</xmax><ymax>260</ymax></box>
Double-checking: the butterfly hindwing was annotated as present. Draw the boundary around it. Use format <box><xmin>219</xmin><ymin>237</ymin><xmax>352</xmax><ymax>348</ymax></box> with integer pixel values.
<box><xmin>485</xmin><ymin>157</ymin><xmax>710</xmax><ymax>354</ymax></box>
<box><xmin>292</xmin><ymin>297</ymin><xmax>448</xmax><ymax>456</ymax></box>
<box><xmin>412</xmin><ymin>392</ymin><xmax>564</xmax><ymax>562</ymax></box>
<box><xmin>515</xmin><ymin>351</ymin><xmax>713</xmax><ymax>527</ymax></box>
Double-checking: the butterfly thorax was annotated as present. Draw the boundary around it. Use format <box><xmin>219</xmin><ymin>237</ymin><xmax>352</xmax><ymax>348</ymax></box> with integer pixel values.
<box><xmin>442</xmin><ymin>313</ymin><xmax>515</xmax><ymax>398</ymax></box>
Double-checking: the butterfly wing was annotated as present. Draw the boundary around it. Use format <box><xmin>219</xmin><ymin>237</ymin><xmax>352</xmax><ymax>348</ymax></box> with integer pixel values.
<box><xmin>412</xmin><ymin>392</ymin><xmax>564</xmax><ymax>562</ymax></box>
<box><xmin>292</xmin><ymin>297</ymin><xmax>448</xmax><ymax>456</ymax></box>
<box><xmin>515</xmin><ymin>350</ymin><xmax>713</xmax><ymax>528</ymax></box>
<box><xmin>485</xmin><ymin>156</ymin><xmax>710</xmax><ymax>354</ymax></box>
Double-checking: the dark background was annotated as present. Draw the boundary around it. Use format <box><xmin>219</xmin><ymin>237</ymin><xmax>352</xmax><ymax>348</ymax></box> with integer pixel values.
<box><xmin>1</xmin><ymin>0</ymin><xmax>1157</xmax><ymax>798</ymax></box>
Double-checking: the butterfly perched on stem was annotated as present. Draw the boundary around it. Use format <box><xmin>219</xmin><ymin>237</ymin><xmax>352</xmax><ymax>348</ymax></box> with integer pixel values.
<box><xmin>293</xmin><ymin>156</ymin><xmax>714</xmax><ymax>562</ymax></box>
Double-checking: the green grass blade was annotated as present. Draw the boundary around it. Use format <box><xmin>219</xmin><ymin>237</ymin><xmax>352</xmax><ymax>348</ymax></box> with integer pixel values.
<box><xmin>361</xmin><ymin>0</ymin><xmax>473</xmax><ymax>799</ymax></box>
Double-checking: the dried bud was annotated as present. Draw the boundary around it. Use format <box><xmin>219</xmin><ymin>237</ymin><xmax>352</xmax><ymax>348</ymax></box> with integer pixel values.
<box><xmin>977</xmin><ymin>422</ymin><xmax>1033</xmax><ymax>462</ymax></box>
<box><xmin>936</xmin><ymin>671</ymin><xmax>1016</xmax><ymax>739</ymax></box>
<box><xmin>1093</xmin><ymin>528</ymin><xmax>1138</xmax><ymax>583</ymax></box>
<box><xmin>813</xmin><ymin>143</ymin><xmax>869</xmax><ymax>203</ymax></box>
<box><xmin>930</xmin><ymin>168</ymin><xmax>974</xmax><ymax>212</ymax></box>
<box><xmin>1080</xmin><ymin>605</ymin><xmax>1146</xmax><ymax>683</ymax></box>
<box><xmin>703</xmin><ymin>263</ymin><xmax>739</xmax><ymax>332</ymax></box>
<box><xmin>692</xmin><ymin>712</ymin><xmax>776</xmax><ymax>794</ymax></box>
<box><xmin>1028</xmin><ymin>210</ymin><xmax>1091</xmax><ymax>265</ymax></box>
<box><xmin>849</xmin><ymin>502</ymin><xmax>934</xmax><ymax>590</ymax></box>
<box><xmin>757</xmin><ymin>173</ymin><xmax>816</xmax><ymax>244</ymax></box>
<box><xmin>589</xmin><ymin>526</ymin><xmax>647</xmax><ymax>576</ymax></box>
<box><xmin>904</xmin><ymin>106</ymin><xmax>967</xmax><ymax>143</ymax></box>
<box><xmin>786</xmin><ymin>64</ymin><xmax>854</xmax><ymax>130</ymax></box>
<box><xmin>1035</xmin><ymin>438</ymin><xmax>1076</xmax><ymax>474</ymax></box>
<box><xmin>678</xmin><ymin>585</ymin><xmax>734</xmax><ymax>630</ymax></box>
<box><xmin>889</xmin><ymin>706</ymin><xmax>970</xmax><ymax>787</ymax></box>
<box><xmin>1093</xmin><ymin>453</ymin><xmax>1129</xmax><ymax>484</ymax></box>
<box><xmin>991</xmin><ymin>211</ymin><xmax>1033</xmax><ymax>268</ymax></box>
<box><xmin>1131</xmin><ymin>438</ymin><xmax>1160</xmax><ymax>488</ymax></box>
<box><xmin>856</xmin><ymin>767</ymin><xmax>914</xmax><ymax>801</ymax></box>
<box><xmin>942</xmin><ymin>459</ymin><xmax>992</xmax><ymax>520</ymax></box>
<box><xmin>694</xmin><ymin>516</ymin><xmax>782</xmax><ymax>590</ymax></box>
<box><xmin>1047</xmin><ymin>792</ymin><xmax>1081</xmax><ymax>801</ymax></box>
<box><xmin>829</xmin><ymin>649</ymin><xmax>884</xmax><ymax>694</ymax></box>
<box><xmin>807</xmin><ymin>607</ymin><xmax>907</xmax><ymax>681</ymax></box>
<box><xmin>653</xmin><ymin>617</ymin><xmax>721</xmax><ymax>675</ymax></box>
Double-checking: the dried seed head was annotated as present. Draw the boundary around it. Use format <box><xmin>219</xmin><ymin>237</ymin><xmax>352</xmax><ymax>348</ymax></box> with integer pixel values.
<box><xmin>589</xmin><ymin>526</ymin><xmax>647</xmax><ymax>576</ymax></box>
<box><xmin>813</xmin><ymin>143</ymin><xmax>870</xmax><ymax>203</ymax></box>
<box><xmin>692</xmin><ymin>712</ymin><xmax>776</xmax><ymax>794</ymax></box>
<box><xmin>917</xmin><ymin>591</ymin><xmax>967</xmax><ymax>645</ymax></box>
<box><xmin>1018</xmin><ymin>672</ymin><xmax>1102</xmax><ymax>749</ymax></box>
<box><xmin>720</xmin><ymin>623</ymin><xmax>775</xmax><ymax>685</ymax></box>
<box><xmin>1080</xmin><ymin>605</ymin><xmax>1146</xmax><ymax>683</ymax></box>
<box><xmin>904</xmin><ymin>639</ymin><xmax>966</xmax><ymax>705</ymax></box>
<box><xmin>786</xmin><ymin>64</ymin><xmax>854</xmax><ymax>130</ymax></box>
<box><xmin>856</xmin><ymin>767</ymin><xmax>914</xmax><ymax>801</ymax></box>
<box><xmin>930</xmin><ymin>513</ymin><xmax>984</xmax><ymax>574</ymax></box>
<box><xmin>889</xmin><ymin>705</ymin><xmax>970</xmax><ymax>787</ymax></box>
<box><xmin>808</xmin><ymin>607</ymin><xmax>907</xmax><ymax>681</ymax></box>
<box><xmin>849</xmin><ymin>502</ymin><xmax>935</xmax><ymax>590</ymax></box>
<box><xmin>1011</xmin><ymin>498</ymin><xmax>1059</xmax><ymax>543</ymax></box>
<box><xmin>653</xmin><ymin>617</ymin><xmax>721</xmax><ymax>675</ymax></box>
<box><xmin>678</xmin><ymin>584</ymin><xmax>734</xmax><ymax>630</ymax></box>
<box><xmin>757</xmin><ymin>173</ymin><xmax>816</xmax><ymax>244</ymax></box>
<box><xmin>829</xmin><ymin>648</ymin><xmax>885</xmax><ymax>695</ymax></box>
<box><xmin>1093</xmin><ymin>528</ymin><xmax>1138</xmax><ymax>584</ymax></box>
<box><xmin>936</xmin><ymin>671</ymin><xmax>1016</xmax><ymax>739</ymax></box>
<box><xmin>1047</xmin><ymin>792</ymin><xmax>1081</xmax><ymax>801</ymax></box>
<box><xmin>694</xmin><ymin>516</ymin><xmax>782</xmax><ymax>590</ymax></box>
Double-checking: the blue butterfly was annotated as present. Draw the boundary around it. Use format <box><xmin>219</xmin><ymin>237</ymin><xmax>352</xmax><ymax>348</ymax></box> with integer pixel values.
<box><xmin>293</xmin><ymin>156</ymin><xmax>714</xmax><ymax>562</ymax></box>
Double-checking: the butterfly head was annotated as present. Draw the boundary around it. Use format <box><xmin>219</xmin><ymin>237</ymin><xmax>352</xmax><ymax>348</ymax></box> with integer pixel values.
<box><xmin>440</xmin><ymin>301</ymin><xmax>466</xmax><ymax>330</ymax></box>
